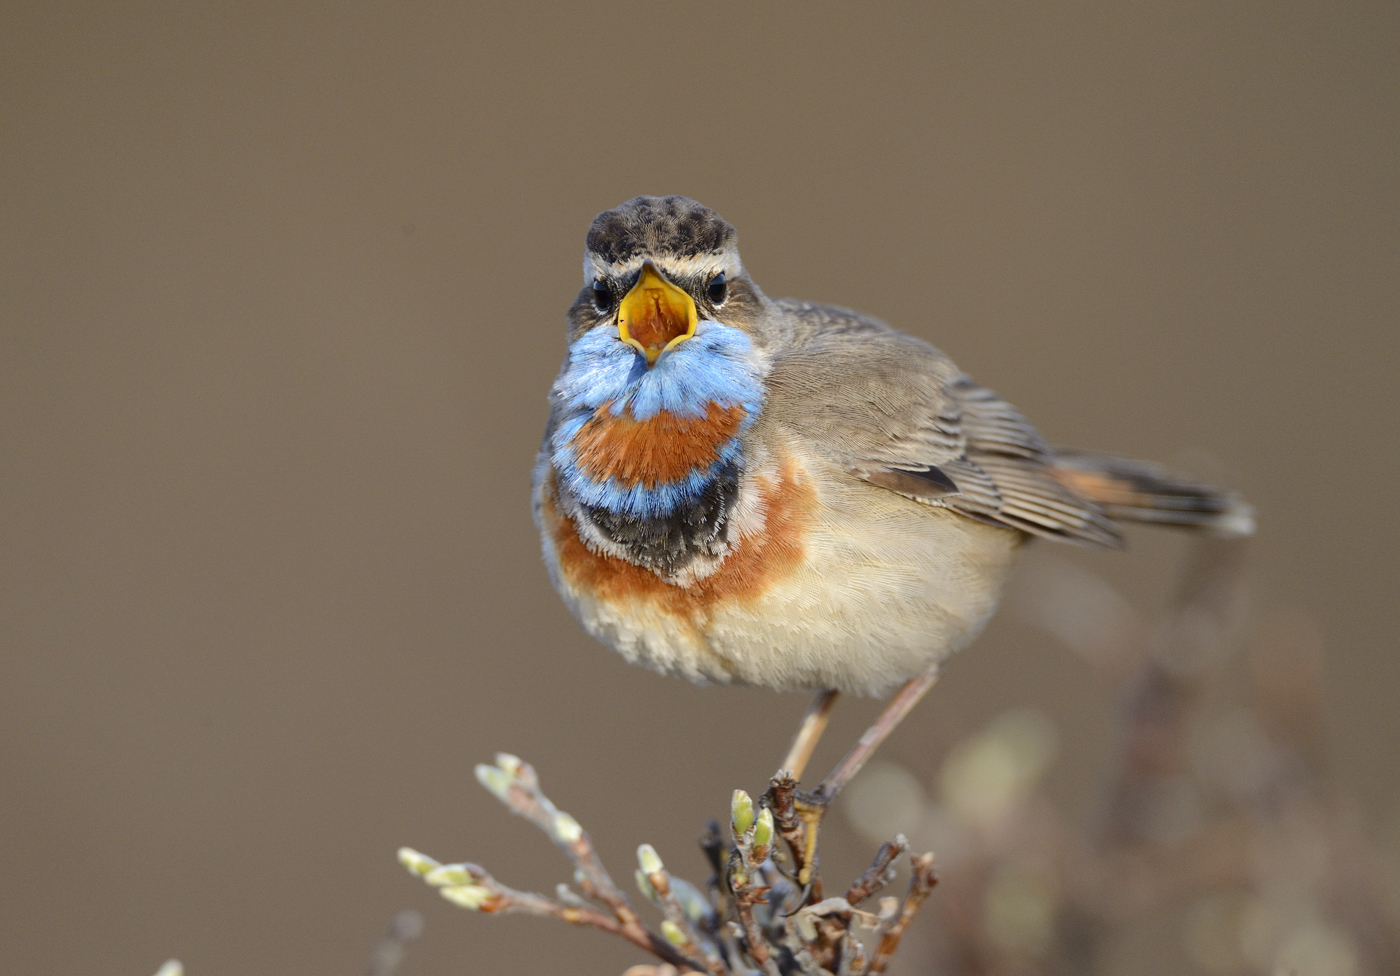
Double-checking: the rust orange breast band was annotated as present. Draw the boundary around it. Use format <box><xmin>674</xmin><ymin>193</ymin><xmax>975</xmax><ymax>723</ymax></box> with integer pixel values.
<box><xmin>569</xmin><ymin>402</ymin><xmax>747</xmax><ymax>490</ymax></box>
<box><xmin>543</xmin><ymin>461</ymin><xmax>816</xmax><ymax>623</ymax></box>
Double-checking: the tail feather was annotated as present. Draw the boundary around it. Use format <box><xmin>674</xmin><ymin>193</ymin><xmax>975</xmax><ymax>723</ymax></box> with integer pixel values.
<box><xmin>1047</xmin><ymin>449</ymin><xmax>1255</xmax><ymax>538</ymax></box>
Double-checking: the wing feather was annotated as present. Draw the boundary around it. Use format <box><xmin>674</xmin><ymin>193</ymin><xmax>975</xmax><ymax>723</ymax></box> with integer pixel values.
<box><xmin>763</xmin><ymin>302</ymin><xmax>1123</xmax><ymax>548</ymax></box>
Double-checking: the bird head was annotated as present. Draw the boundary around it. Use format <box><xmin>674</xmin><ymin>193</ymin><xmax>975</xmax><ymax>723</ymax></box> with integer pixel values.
<box><xmin>566</xmin><ymin>196</ymin><xmax>766</xmax><ymax>361</ymax></box>
<box><xmin>549</xmin><ymin>198</ymin><xmax>771</xmax><ymax>526</ymax></box>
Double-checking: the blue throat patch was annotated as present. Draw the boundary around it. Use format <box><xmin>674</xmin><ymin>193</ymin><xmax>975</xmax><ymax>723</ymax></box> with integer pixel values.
<box><xmin>551</xmin><ymin>321</ymin><xmax>766</xmax><ymax>520</ymax></box>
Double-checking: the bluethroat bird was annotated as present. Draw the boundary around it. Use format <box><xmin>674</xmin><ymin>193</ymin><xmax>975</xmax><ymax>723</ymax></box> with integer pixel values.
<box><xmin>534</xmin><ymin>196</ymin><xmax>1252</xmax><ymax>785</ymax></box>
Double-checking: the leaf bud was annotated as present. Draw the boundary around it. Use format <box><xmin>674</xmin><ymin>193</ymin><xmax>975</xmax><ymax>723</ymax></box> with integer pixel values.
<box><xmin>731</xmin><ymin>789</ymin><xmax>755</xmax><ymax>837</ymax></box>
<box><xmin>474</xmin><ymin>764</ymin><xmax>511</xmax><ymax>800</ymax></box>
<box><xmin>753</xmin><ymin>807</ymin><xmax>774</xmax><ymax>847</ymax></box>
<box><xmin>661</xmin><ymin>919</ymin><xmax>688</xmax><ymax>946</ymax></box>
<box><xmin>397</xmin><ymin>847</ymin><xmax>441</xmax><ymax>876</ymax></box>
<box><xmin>423</xmin><ymin>863</ymin><xmax>473</xmax><ymax>887</ymax></box>
<box><xmin>637</xmin><ymin>843</ymin><xmax>664</xmax><ymax>876</ymax></box>
<box><xmin>553</xmin><ymin>812</ymin><xmax>583</xmax><ymax>843</ymax></box>
<box><xmin>440</xmin><ymin>884</ymin><xmax>493</xmax><ymax>910</ymax></box>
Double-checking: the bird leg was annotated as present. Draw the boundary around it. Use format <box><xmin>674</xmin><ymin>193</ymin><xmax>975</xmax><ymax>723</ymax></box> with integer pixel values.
<box><xmin>780</xmin><ymin>688</ymin><xmax>840</xmax><ymax>781</ymax></box>
<box><xmin>789</xmin><ymin>667</ymin><xmax>943</xmax><ymax>887</ymax></box>
<box><xmin>814</xmin><ymin>667</ymin><xmax>942</xmax><ymax>804</ymax></box>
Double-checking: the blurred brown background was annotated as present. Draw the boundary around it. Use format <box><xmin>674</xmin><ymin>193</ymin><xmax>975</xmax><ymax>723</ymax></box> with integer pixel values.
<box><xmin>2</xmin><ymin>3</ymin><xmax>1396</xmax><ymax>974</ymax></box>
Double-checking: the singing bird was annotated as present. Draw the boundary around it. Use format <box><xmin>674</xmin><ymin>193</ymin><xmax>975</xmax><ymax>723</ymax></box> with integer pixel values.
<box><xmin>533</xmin><ymin>196</ymin><xmax>1253</xmax><ymax>699</ymax></box>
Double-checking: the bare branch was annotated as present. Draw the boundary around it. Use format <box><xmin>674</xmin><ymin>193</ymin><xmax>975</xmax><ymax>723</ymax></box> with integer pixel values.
<box><xmin>638</xmin><ymin>845</ymin><xmax>726</xmax><ymax>976</ymax></box>
<box><xmin>846</xmin><ymin>836</ymin><xmax>908</xmax><ymax>906</ymax></box>
<box><xmin>400</xmin><ymin>702</ymin><xmax>959</xmax><ymax>974</ymax></box>
<box><xmin>764</xmin><ymin>771</ymin><xmax>812</xmax><ymax>891</ymax></box>
<box><xmin>865</xmin><ymin>852</ymin><xmax>937</xmax><ymax>975</ymax></box>
<box><xmin>727</xmin><ymin>847</ymin><xmax>781</xmax><ymax>976</ymax></box>
<box><xmin>474</xmin><ymin>754</ymin><xmax>638</xmax><ymax>924</ymax></box>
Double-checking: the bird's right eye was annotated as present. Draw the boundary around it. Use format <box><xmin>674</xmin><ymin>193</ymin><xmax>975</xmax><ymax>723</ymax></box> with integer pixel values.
<box><xmin>591</xmin><ymin>279</ymin><xmax>612</xmax><ymax>311</ymax></box>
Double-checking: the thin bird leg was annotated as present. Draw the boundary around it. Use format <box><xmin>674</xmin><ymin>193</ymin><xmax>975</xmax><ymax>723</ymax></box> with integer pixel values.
<box><xmin>816</xmin><ymin>667</ymin><xmax>942</xmax><ymax>804</ymax></box>
<box><xmin>780</xmin><ymin>688</ymin><xmax>840</xmax><ymax>781</ymax></box>
<box><xmin>792</xmin><ymin>667</ymin><xmax>943</xmax><ymax>886</ymax></box>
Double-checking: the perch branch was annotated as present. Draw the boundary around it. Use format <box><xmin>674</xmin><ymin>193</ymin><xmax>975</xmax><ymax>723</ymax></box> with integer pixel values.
<box><xmin>401</xmin><ymin>715</ymin><xmax>951</xmax><ymax>974</ymax></box>
<box><xmin>787</xmin><ymin>668</ymin><xmax>942</xmax><ymax>887</ymax></box>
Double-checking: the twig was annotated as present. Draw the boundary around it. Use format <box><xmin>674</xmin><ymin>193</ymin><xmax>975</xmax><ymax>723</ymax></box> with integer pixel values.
<box><xmin>474</xmin><ymin>754</ymin><xmax>637</xmax><ymax>923</ymax></box>
<box><xmin>403</xmin><ymin>755</ymin><xmax>708</xmax><ymax>973</ymax></box>
<box><xmin>402</xmin><ymin>858</ymin><xmax>642</xmax><ymax>943</ymax></box>
<box><xmin>846</xmin><ymin>836</ymin><xmax>908</xmax><ymax>906</ymax></box>
<box><xmin>638</xmin><ymin>845</ymin><xmax>726</xmax><ymax>976</ymax></box>
<box><xmin>697</xmin><ymin>818</ymin><xmax>735</xmax><ymax>935</ymax></box>
<box><xmin>764</xmin><ymin>771</ymin><xmax>812</xmax><ymax>890</ymax></box>
<box><xmin>401</xmin><ymin>733</ymin><xmax>951</xmax><ymax>975</ymax></box>
<box><xmin>728</xmin><ymin>791</ymin><xmax>783</xmax><ymax>975</ymax></box>
<box><xmin>865</xmin><ymin>853</ymin><xmax>937</xmax><ymax>974</ymax></box>
<box><xmin>728</xmin><ymin>851</ymin><xmax>781</xmax><ymax>976</ymax></box>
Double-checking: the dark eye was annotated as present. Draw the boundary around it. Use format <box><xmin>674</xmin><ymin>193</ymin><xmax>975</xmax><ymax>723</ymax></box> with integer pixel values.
<box><xmin>591</xmin><ymin>278</ymin><xmax>612</xmax><ymax>311</ymax></box>
<box><xmin>706</xmin><ymin>271</ymin><xmax>727</xmax><ymax>305</ymax></box>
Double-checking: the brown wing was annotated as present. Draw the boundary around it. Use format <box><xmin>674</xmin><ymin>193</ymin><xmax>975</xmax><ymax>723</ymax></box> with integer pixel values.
<box><xmin>938</xmin><ymin>378</ymin><xmax>1123</xmax><ymax>547</ymax></box>
<box><xmin>763</xmin><ymin>305</ymin><xmax>1122</xmax><ymax>547</ymax></box>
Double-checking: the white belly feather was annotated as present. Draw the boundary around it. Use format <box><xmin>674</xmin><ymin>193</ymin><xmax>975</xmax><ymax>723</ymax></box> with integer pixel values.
<box><xmin>537</xmin><ymin>446</ymin><xmax>1020</xmax><ymax>696</ymax></box>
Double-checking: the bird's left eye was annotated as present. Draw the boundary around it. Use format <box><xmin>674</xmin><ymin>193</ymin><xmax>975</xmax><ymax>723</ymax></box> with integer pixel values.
<box><xmin>706</xmin><ymin>271</ymin><xmax>727</xmax><ymax>305</ymax></box>
<box><xmin>591</xmin><ymin>278</ymin><xmax>612</xmax><ymax>311</ymax></box>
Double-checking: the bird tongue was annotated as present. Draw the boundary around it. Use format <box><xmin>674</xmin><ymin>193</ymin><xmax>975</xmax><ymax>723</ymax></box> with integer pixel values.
<box><xmin>618</xmin><ymin>263</ymin><xmax>697</xmax><ymax>366</ymax></box>
<box><xmin>628</xmin><ymin>292</ymin><xmax>687</xmax><ymax>357</ymax></box>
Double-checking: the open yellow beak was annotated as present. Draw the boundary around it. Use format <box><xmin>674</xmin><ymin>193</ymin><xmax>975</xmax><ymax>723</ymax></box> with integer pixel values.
<box><xmin>617</xmin><ymin>262</ymin><xmax>698</xmax><ymax>366</ymax></box>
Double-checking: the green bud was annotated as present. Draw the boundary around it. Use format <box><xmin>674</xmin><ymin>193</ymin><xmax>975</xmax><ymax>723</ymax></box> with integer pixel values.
<box><xmin>670</xmin><ymin>877</ymin><xmax>714</xmax><ymax>923</ymax></box>
<box><xmin>397</xmin><ymin>847</ymin><xmax>441</xmax><ymax>876</ymax></box>
<box><xmin>753</xmin><ymin>808</ymin><xmax>774</xmax><ymax>847</ymax></box>
<box><xmin>553</xmin><ymin>812</ymin><xmax>583</xmax><ymax>843</ymax></box>
<box><xmin>661</xmin><ymin>919</ymin><xmax>688</xmax><ymax>946</ymax></box>
<box><xmin>424</xmin><ymin>864</ymin><xmax>473</xmax><ymax>887</ymax></box>
<box><xmin>637</xmin><ymin>843</ymin><xmax>664</xmax><ymax>876</ymax></box>
<box><xmin>474</xmin><ymin>763</ymin><xmax>511</xmax><ymax>800</ymax></box>
<box><xmin>635</xmin><ymin>868</ymin><xmax>658</xmax><ymax>903</ymax></box>
<box><xmin>440</xmin><ymin>884</ymin><xmax>492</xmax><ymax>910</ymax></box>
<box><xmin>731</xmin><ymin>790</ymin><xmax>755</xmax><ymax>836</ymax></box>
<box><xmin>494</xmin><ymin>752</ymin><xmax>537</xmax><ymax>788</ymax></box>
